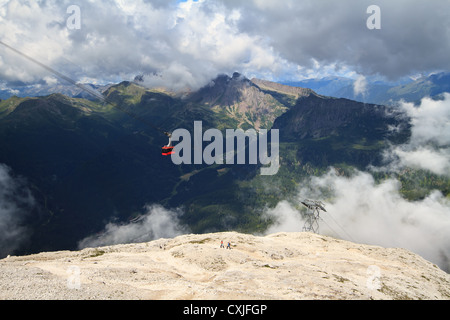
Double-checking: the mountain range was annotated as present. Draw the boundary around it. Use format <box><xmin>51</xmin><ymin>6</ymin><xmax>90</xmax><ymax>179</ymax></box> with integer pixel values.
<box><xmin>0</xmin><ymin>73</ymin><xmax>447</xmax><ymax>259</ymax></box>
<box><xmin>282</xmin><ymin>72</ymin><xmax>450</xmax><ymax>105</ymax></box>
<box><xmin>4</xmin><ymin>72</ymin><xmax>450</xmax><ymax>107</ymax></box>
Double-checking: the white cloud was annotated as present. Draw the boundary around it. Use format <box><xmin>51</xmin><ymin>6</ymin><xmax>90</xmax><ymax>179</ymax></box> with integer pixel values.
<box><xmin>263</xmin><ymin>201</ymin><xmax>305</xmax><ymax>235</ymax></box>
<box><xmin>353</xmin><ymin>74</ymin><xmax>367</xmax><ymax>97</ymax></box>
<box><xmin>393</xmin><ymin>147</ymin><xmax>450</xmax><ymax>176</ymax></box>
<box><xmin>78</xmin><ymin>204</ymin><xmax>189</xmax><ymax>249</ymax></box>
<box><xmin>43</xmin><ymin>76</ymin><xmax>58</xmax><ymax>86</ymax></box>
<box><xmin>385</xmin><ymin>93</ymin><xmax>450</xmax><ymax>176</ymax></box>
<box><xmin>400</xmin><ymin>95</ymin><xmax>450</xmax><ymax>147</ymax></box>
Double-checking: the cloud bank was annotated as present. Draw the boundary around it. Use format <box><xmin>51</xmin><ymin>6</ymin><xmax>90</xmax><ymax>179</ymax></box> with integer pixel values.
<box><xmin>265</xmin><ymin>169</ymin><xmax>450</xmax><ymax>272</ymax></box>
<box><xmin>1</xmin><ymin>0</ymin><xmax>449</xmax><ymax>90</ymax></box>
<box><xmin>386</xmin><ymin>93</ymin><xmax>450</xmax><ymax>176</ymax></box>
<box><xmin>78</xmin><ymin>204</ymin><xmax>189</xmax><ymax>249</ymax></box>
<box><xmin>0</xmin><ymin>164</ymin><xmax>35</xmax><ymax>257</ymax></box>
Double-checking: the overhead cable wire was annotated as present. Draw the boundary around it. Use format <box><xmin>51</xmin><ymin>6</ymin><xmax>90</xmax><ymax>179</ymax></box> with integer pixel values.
<box><xmin>322</xmin><ymin>213</ymin><xmax>357</xmax><ymax>243</ymax></box>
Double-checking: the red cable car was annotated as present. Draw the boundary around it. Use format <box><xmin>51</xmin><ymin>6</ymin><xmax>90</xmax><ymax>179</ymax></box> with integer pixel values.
<box><xmin>162</xmin><ymin>145</ymin><xmax>174</xmax><ymax>156</ymax></box>
<box><xmin>162</xmin><ymin>132</ymin><xmax>174</xmax><ymax>156</ymax></box>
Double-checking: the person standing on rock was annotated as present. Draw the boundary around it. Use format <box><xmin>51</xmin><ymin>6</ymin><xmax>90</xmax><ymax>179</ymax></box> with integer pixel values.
<box><xmin>226</xmin><ymin>242</ymin><xmax>231</xmax><ymax>250</ymax></box>
<box><xmin>220</xmin><ymin>240</ymin><xmax>224</xmax><ymax>248</ymax></box>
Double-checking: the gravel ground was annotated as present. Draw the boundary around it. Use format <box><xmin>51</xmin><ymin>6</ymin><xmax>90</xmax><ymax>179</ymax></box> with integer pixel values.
<box><xmin>1</xmin><ymin>232</ymin><xmax>449</xmax><ymax>300</ymax></box>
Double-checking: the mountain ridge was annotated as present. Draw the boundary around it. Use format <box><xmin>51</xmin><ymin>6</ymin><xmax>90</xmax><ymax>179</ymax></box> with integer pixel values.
<box><xmin>188</xmin><ymin>72</ymin><xmax>296</xmax><ymax>129</ymax></box>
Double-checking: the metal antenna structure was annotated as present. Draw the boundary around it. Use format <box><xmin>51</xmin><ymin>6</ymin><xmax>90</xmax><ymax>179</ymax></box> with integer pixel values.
<box><xmin>301</xmin><ymin>199</ymin><xmax>327</xmax><ymax>234</ymax></box>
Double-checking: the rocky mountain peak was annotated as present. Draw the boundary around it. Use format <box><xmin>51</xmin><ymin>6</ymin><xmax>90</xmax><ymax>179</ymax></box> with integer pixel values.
<box><xmin>188</xmin><ymin>73</ymin><xmax>299</xmax><ymax>129</ymax></box>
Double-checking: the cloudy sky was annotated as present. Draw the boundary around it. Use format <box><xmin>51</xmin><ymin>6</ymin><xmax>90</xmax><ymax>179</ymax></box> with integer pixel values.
<box><xmin>0</xmin><ymin>0</ymin><xmax>449</xmax><ymax>90</ymax></box>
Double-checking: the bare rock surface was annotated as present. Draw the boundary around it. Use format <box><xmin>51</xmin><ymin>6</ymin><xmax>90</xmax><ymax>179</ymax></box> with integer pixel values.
<box><xmin>1</xmin><ymin>232</ymin><xmax>449</xmax><ymax>300</ymax></box>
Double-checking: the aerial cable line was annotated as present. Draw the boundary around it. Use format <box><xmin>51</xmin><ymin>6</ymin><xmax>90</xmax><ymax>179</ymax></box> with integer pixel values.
<box><xmin>317</xmin><ymin>216</ymin><xmax>344</xmax><ymax>239</ymax></box>
<box><xmin>323</xmin><ymin>213</ymin><xmax>357</xmax><ymax>243</ymax></box>
<box><xmin>0</xmin><ymin>40</ymin><xmax>171</xmax><ymax>137</ymax></box>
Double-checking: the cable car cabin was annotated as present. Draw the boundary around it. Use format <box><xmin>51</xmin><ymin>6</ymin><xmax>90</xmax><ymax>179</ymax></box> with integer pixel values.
<box><xmin>162</xmin><ymin>146</ymin><xmax>174</xmax><ymax>156</ymax></box>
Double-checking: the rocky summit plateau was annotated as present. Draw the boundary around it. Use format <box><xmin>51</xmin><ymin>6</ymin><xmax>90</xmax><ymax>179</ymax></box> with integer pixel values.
<box><xmin>1</xmin><ymin>231</ymin><xmax>449</xmax><ymax>300</ymax></box>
